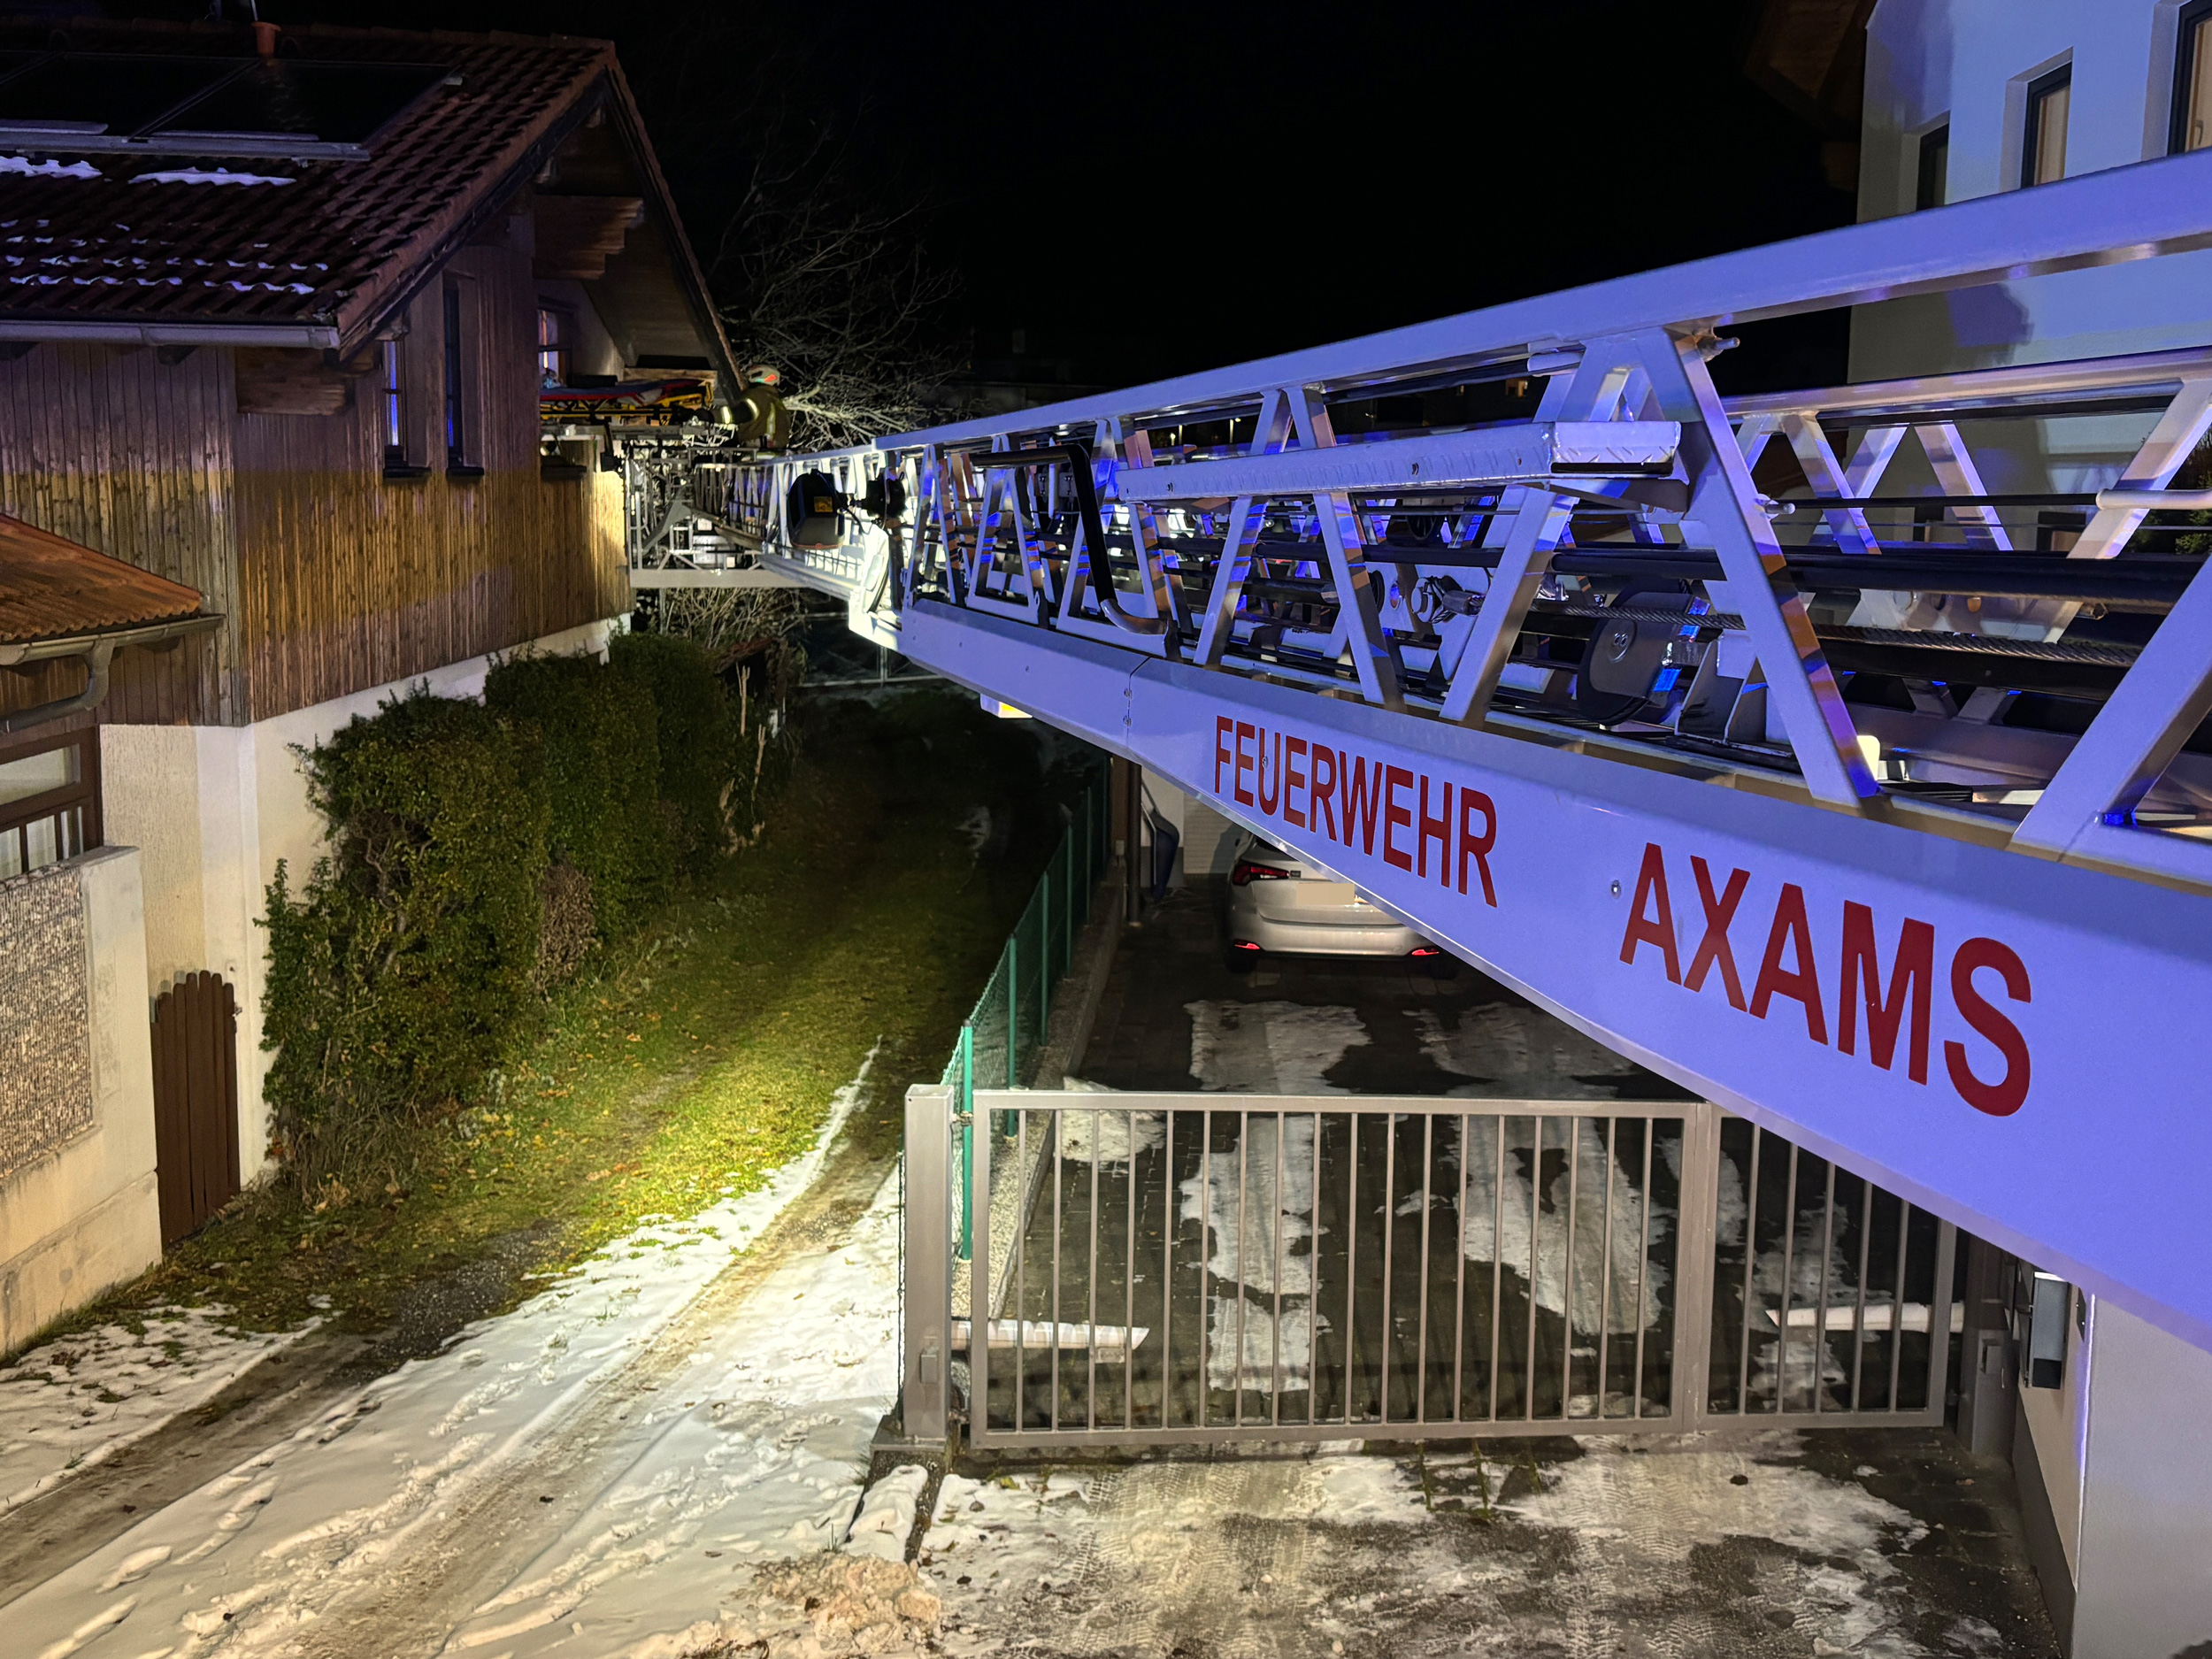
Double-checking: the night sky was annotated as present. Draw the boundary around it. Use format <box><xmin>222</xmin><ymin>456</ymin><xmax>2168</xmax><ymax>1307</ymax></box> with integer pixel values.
<box><xmin>61</xmin><ymin>1</ymin><xmax>1855</xmax><ymax>392</ymax></box>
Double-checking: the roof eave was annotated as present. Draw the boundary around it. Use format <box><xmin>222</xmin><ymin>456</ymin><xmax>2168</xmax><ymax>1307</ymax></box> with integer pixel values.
<box><xmin>0</xmin><ymin>320</ymin><xmax>340</xmax><ymax>347</ymax></box>
<box><xmin>597</xmin><ymin>60</ymin><xmax>741</xmax><ymax>395</ymax></box>
<box><xmin>327</xmin><ymin>46</ymin><xmax>618</xmax><ymax>357</ymax></box>
<box><xmin>0</xmin><ymin>611</ymin><xmax>223</xmax><ymax>664</ymax></box>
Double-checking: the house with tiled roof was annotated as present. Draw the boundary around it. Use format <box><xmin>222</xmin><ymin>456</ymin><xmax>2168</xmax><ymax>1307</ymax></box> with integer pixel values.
<box><xmin>0</xmin><ymin>13</ymin><xmax>733</xmax><ymax>1344</ymax></box>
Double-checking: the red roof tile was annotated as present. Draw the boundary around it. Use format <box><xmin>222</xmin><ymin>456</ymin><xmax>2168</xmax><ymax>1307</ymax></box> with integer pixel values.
<box><xmin>0</xmin><ymin>511</ymin><xmax>205</xmax><ymax>645</ymax></box>
<box><xmin>0</xmin><ymin>19</ymin><xmax>614</xmax><ymax>347</ymax></box>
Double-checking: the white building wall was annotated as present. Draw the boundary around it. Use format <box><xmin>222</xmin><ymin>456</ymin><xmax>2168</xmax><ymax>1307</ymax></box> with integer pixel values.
<box><xmin>101</xmin><ymin>617</ymin><xmax>620</xmax><ymax>1182</ymax></box>
<box><xmin>2072</xmin><ymin>1302</ymin><xmax>2212</xmax><ymax>1656</ymax></box>
<box><xmin>1856</xmin><ymin>0</ymin><xmax>2212</xmax><ymax>380</ymax></box>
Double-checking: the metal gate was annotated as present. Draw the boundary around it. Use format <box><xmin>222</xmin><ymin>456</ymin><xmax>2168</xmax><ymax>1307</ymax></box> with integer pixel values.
<box><xmin>902</xmin><ymin>1090</ymin><xmax>1954</xmax><ymax>1448</ymax></box>
<box><xmin>151</xmin><ymin>970</ymin><xmax>241</xmax><ymax>1246</ymax></box>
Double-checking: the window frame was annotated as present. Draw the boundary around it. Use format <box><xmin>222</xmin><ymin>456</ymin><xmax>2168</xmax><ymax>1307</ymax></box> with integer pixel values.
<box><xmin>378</xmin><ymin>335</ymin><xmax>408</xmax><ymax>472</ymax></box>
<box><xmin>0</xmin><ymin>725</ymin><xmax>102</xmax><ymax>879</ymax></box>
<box><xmin>1914</xmin><ymin>121</ymin><xmax>1950</xmax><ymax>211</ymax></box>
<box><xmin>442</xmin><ymin>276</ymin><xmax>484</xmax><ymax>477</ymax></box>
<box><xmin>536</xmin><ymin>305</ymin><xmax>572</xmax><ymax>390</ymax></box>
<box><xmin>2172</xmin><ymin>0</ymin><xmax>2212</xmax><ymax>154</ymax></box>
<box><xmin>378</xmin><ymin>320</ymin><xmax>434</xmax><ymax>480</ymax></box>
<box><xmin>2021</xmin><ymin>64</ymin><xmax>2072</xmax><ymax>188</ymax></box>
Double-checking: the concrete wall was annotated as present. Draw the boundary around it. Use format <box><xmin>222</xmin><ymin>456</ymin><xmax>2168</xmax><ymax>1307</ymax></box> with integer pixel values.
<box><xmin>101</xmin><ymin>617</ymin><xmax>620</xmax><ymax>1179</ymax></box>
<box><xmin>2071</xmin><ymin>1302</ymin><xmax>2212</xmax><ymax>1657</ymax></box>
<box><xmin>1855</xmin><ymin>0</ymin><xmax>2212</xmax><ymax>379</ymax></box>
<box><xmin>0</xmin><ymin>848</ymin><xmax>162</xmax><ymax>1356</ymax></box>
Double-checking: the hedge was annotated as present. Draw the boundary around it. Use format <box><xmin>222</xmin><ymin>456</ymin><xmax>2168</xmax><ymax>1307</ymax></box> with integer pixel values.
<box><xmin>609</xmin><ymin>631</ymin><xmax>734</xmax><ymax>872</ymax></box>
<box><xmin>262</xmin><ymin>691</ymin><xmax>548</xmax><ymax>1162</ymax></box>
<box><xmin>260</xmin><ymin>636</ymin><xmax>754</xmax><ymax>1181</ymax></box>
<box><xmin>485</xmin><ymin>651</ymin><xmax>669</xmax><ymax>933</ymax></box>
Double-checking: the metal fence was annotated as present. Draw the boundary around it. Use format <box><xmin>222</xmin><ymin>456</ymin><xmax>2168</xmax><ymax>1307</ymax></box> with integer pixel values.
<box><xmin>1705</xmin><ymin>1118</ymin><xmax>1956</xmax><ymax>1421</ymax></box>
<box><xmin>902</xmin><ymin>1090</ymin><xmax>1955</xmax><ymax>1450</ymax></box>
<box><xmin>939</xmin><ymin>770</ymin><xmax>1114</xmax><ymax>1259</ymax></box>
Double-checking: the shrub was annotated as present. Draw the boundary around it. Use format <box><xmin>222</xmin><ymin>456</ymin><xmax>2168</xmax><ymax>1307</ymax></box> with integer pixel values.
<box><xmin>260</xmin><ymin>641</ymin><xmax>764</xmax><ymax>1187</ymax></box>
<box><xmin>610</xmin><ymin>631</ymin><xmax>733</xmax><ymax>872</ymax></box>
<box><xmin>484</xmin><ymin>651</ymin><xmax>671</xmax><ymax>933</ymax></box>
<box><xmin>261</xmin><ymin>690</ymin><xmax>547</xmax><ymax>1183</ymax></box>
<box><xmin>534</xmin><ymin>862</ymin><xmax>596</xmax><ymax>990</ymax></box>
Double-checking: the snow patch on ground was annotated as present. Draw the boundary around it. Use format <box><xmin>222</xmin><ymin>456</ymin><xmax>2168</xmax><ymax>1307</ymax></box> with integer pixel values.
<box><xmin>1176</xmin><ymin>1114</ymin><xmax>1325</xmax><ymax>1392</ymax></box>
<box><xmin>1454</xmin><ymin>1116</ymin><xmax>1671</xmax><ymax>1333</ymax></box>
<box><xmin>1055</xmin><ymin>1108</ymin><xmax>1163</xmax><ymax>1164</ymax></box>
<box><xmin>442</xmin><ymin>1171</ymin><xmax>905</xmax><ymax>1653</ymax></box>
<box><xmin>1502</xmin><ymin>1432</ymin><xmax>1924</xmax><ymax>1559</ymax></box>
<box><xmin>1197</xmin><ymin>1296</ymin><xmax>1325</xmax><ymax>1392</ymax></box>
<box><xmin>922</xmin><ymin>1453</ymin><xmax>1452</xmax><ymax>1655</ymax></box>
<box><xmin>0</xmin><ymin>1310</ymin><xmax>310</xmax><ymax>1513</ymax></box>
<box><xmin>843</xmin><ymin>1463</ymin><xmax>930</xmax><ymax>1562</ymax></box>
<box><xmin>1186</xmin><ymin>1000</ymin><xmax>1367</xmax><ymax>1094</ymax></box>
<box><xmin>7</xmin><ymin>1052</ymin><xmax>885</xmax><ymax>1659</ymax></box>
<box><xmin>1178</xmin><ymin>1114</ymin><xmax>1317</xmax><ymax>1294</ymax></box>
<box><xmin>1409</xmin><ymin>1002</ymin><xmax>1640</xmax><ymax>1096</ymax></box>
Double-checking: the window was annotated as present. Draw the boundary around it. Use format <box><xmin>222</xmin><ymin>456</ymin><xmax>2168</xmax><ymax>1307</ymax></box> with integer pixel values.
<box><xmin>379</xmin><ymin>336</ymin><xmax>406</xmax><ymax>471</ymax></box>
<box><xmin>1915</xmin><ymin>122</ymin><xmax>1949</xmax><ymax>211</ymax></box>
<box><xmin>442</xmin><ymin>282</ymin><xmax>466</xmax><ymax>470</ymax></box>
<box><xmin>537</xmin><ymin>307</ymin><xmax>570</xmax><ymax>388</ymax></box>
<box><xmin>442</xmin><ymin>279</ymin><xmax>481</xmax><ymax>475</ymax></box>
<box><xmin>0</xmin><ymin>727</ymin><xmax>100</xmax><ymax>880</ymax></box>
<box><xmin>2174</xmin><ymin>0</ymin><xmax>2212</xmax><ymax>152</ymax></box>
<box><xmin>2022</xmin><ymin>65</ymin><xmax>2070</xmax><ymax>188</ymax></box>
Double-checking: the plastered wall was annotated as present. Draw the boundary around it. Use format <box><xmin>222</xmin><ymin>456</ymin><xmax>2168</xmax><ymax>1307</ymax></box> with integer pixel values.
<box><xmin>1856</xmin><ymin>0</ymin><xmax>2212</xmax><ymax>378</ymax></box>
<box><xmin>101</xmin><ymin>617</ymin><xmax>619</xmax><ymax>1179</ymax></box>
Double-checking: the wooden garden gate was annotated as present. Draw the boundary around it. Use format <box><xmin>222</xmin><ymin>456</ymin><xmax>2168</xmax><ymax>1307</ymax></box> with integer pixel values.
<box><xmin>151</xmin><ymin>971</ymin><xmax>240</xmax><ymax>1245</ymax></box>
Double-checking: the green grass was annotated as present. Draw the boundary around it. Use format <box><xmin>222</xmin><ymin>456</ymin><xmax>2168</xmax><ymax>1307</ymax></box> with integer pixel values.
<box><xmin>35</xmin><ymin>689</ymin><xmax>1082</xmax><ymax>1348</ymax></box>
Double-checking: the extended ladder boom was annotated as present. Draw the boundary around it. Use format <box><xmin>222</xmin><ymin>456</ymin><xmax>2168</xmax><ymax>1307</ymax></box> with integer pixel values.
<box><xmin>721</xmin><ymin>148</ymin><xmax>2212</xmax><ymax>1356</ymax></box>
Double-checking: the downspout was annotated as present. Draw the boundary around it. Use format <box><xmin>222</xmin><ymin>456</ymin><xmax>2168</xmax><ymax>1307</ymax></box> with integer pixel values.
<box><xmin>0</xmin><ymin>639</ymin><xmax>115</xmax><ymax>735</ymax></box>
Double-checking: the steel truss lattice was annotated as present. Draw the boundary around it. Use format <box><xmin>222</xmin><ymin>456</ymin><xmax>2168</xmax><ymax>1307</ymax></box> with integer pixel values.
<box><xmin>732</xmin><ymin>149</ymin><xmax>2212</xmax><ymax>1359</ymax></box>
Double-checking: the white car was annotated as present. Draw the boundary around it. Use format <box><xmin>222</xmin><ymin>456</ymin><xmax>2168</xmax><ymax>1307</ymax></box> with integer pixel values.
<box><xmin>1223</xmin><ymin>832</ymin><xmax>1449</xmax><ymax>972</ymax></box>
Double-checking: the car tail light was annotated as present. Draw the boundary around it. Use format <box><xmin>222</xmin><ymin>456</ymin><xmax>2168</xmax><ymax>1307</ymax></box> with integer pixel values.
<box><xmin>1231</xmin><ymin>859</ymin><xmax>1293</xmax><ymax>886</ymax></box>
<box><xmin>1230</xmin><ymin>939</ymin><xmax>1261</xmax><ymax>951</ymax></box>
<box><xmin>1409</xmin><ymin>945</ymin><xmax>1442</xmax><ymax>958</ymax></box>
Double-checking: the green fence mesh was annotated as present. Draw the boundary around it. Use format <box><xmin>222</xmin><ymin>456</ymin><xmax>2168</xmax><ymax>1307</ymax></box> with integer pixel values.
<box><xmin>942</xmin><ymin>770</ymin><xmax>1112</xmax><ymax>1258</ymax></box>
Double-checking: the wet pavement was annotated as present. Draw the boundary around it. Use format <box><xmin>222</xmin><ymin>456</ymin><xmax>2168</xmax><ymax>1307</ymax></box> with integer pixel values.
<box><xmin>933</xmin><ymin>879</ymin><xmax>2070</xmax><ymax>1657</ymax></box>
<box><xmin>1079</xmin><ymin>880</ymin><xmax>1698</xmax><ymax>1101</ymax></box>
<box><xmin>922</xmin><ymin>1428</ymin><xmax>2058</xmax><ymax>1658</ymax></box>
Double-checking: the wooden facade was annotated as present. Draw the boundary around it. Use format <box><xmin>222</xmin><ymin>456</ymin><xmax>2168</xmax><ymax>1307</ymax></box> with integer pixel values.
<box><xmin>0</xmin><ymin>344</ymin><xmax>242</xmax><ymax>725</ymax></box>
<box><xmin>0</xmin><ymin>231</ymin><xmax>627</xmax><ymax>729</ymax></box>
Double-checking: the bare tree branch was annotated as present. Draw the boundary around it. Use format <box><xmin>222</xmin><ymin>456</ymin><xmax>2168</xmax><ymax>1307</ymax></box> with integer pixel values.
<box><xmin>702</xmin><ymin>63</ymin><xmax>963</xmax><ymax>450</ymax></box>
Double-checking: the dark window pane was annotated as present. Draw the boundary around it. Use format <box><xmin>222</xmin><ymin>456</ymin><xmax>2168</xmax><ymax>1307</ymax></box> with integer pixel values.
<box><xmin>1916</xmin><ymin>123</ymin><xmax>1949</xmax><ymax>211</ymax></box>
<box><xmin>2023</xmin><ymin>67</ymin><xmax>2070</xmax><ymax>188</ymax></box>
<box><xmin>443</xmin><ymin>285</ymin><xmax>465</xmax><ymax>465</ymax></box>
<box><xmin>2177</xmin><ymin>4</ymin><xmax>2212</xmax><ymax>152</ymax></box>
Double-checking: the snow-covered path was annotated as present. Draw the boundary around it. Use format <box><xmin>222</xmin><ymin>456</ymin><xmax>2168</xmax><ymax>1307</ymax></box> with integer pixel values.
<box><xmin>12</xmin><ymin>1059</ymin><xmax>908</xmax><ymax>1659</ymax></box>
<box><xmin>0</xmin><ymin>1312</ymin><xmax>309</xmax><ymax>1518</ymax></box>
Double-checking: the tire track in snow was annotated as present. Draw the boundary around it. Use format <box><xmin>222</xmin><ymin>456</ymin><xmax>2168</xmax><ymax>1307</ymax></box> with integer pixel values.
<box><xmin>6</xmin><ymin>1049</ymin><xmax>889</xmax><ymax>1659</ymax></box>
